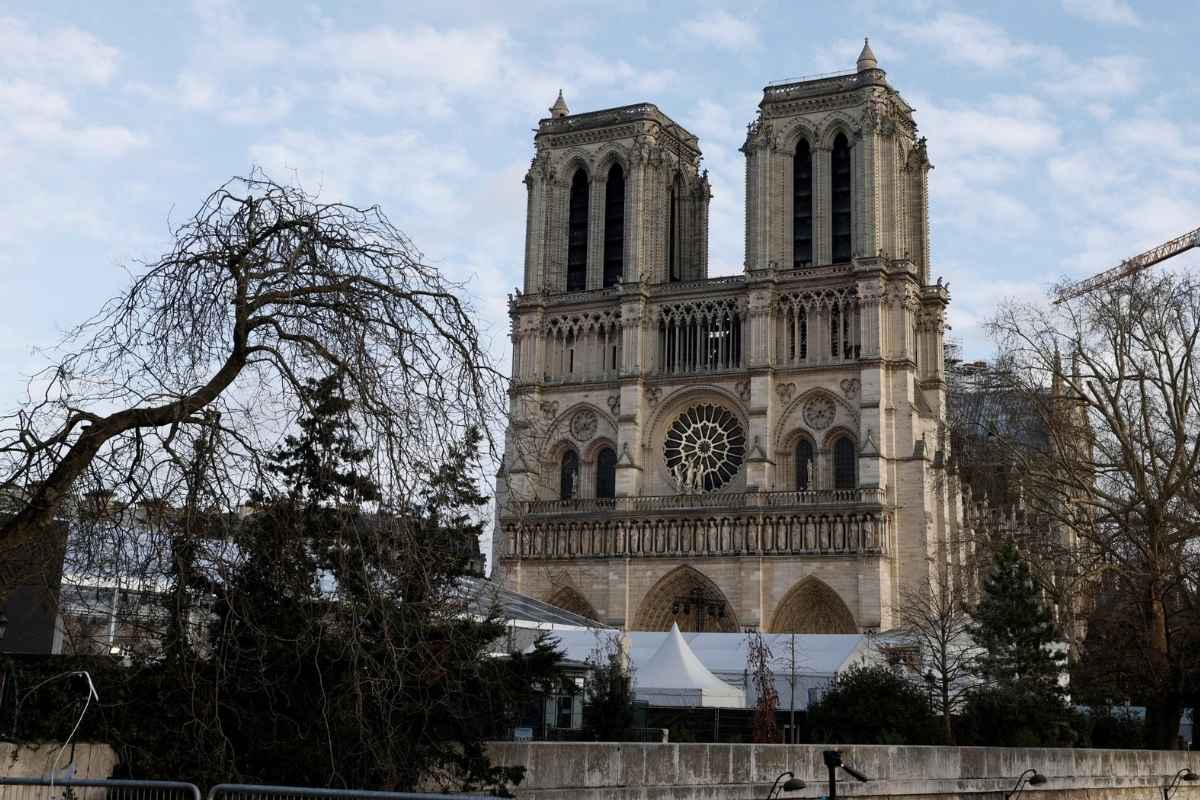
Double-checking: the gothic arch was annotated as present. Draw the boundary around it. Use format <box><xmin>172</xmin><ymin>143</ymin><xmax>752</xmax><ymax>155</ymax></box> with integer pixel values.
<box><xmin>774</xmin><ymin>387</ymin><xmax>858</xmax><ymax>450</ymax></box>
<box><xmin>544</xmin><ymin>402</ymin><xmax>616</xmax><ymax>454</ymax></box>
<box><xmin>558</xmin><ymin>151</ymin><xmax>593</xmax><ymax>180</ymax></box>
<box><xmin>594</xmin><ymin>145</ymin><xmax>630</xmax><ymax>177</ymax></box>
<box><xmin>818</xmin><ymin>115</ymin><xmax>858</xmax><ymax>149</ymax></box>
<box><xmin>633</xmin><ymin>565</ymin><xmax>740</xmax><ymax>632</ymax></box>
<box><xmin>769</xmin><ymin>576</ymin><xmax>857</xmax><ymax>633</ymax></box>
<box><xmin>545</xmin><ymin>586</ymin><xmax>601</xmax><ymax>622</ymax></box>
<box><xmin>780</xmin><ymin>119</ymin><xmax>819</xmax><ymax>152</ymax></box>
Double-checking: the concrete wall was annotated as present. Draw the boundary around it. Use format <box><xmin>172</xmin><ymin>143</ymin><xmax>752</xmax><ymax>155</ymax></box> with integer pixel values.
<box><xmin>0</xmin><ymin>742</ymin><xmax>119</xmax><ymax>781</ymax></box>
<box><xmin>487</xmin><ymin>742</ymin><xmax>1200</xmax><ymax>800</ymax></box>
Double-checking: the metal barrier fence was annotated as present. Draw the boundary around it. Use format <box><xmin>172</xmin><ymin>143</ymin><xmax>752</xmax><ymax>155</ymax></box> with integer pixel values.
<box><xmin>207</xmin><ymin>785</ymin><xmax>500</xmax><ymax>800</ymax></box>
<box><xmin>0</xmin><ymin>777</ymin><xmax>202</xmax><ymax>800</ymax></box>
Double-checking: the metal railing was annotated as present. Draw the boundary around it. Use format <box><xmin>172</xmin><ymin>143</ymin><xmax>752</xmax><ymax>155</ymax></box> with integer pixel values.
<box><xmin>208</xmin><ymin>784</ymin><xmax>498</xmax><ymax>800</ymax></box>
<box><xmin>0</xmin><ymin>777</ymin><xmax>201</xmax><ymax>800</ymax></box>
<box><xmin>513</xmin><ymin>487</ymin><xmax>885</xmax><ymax>516</ymax></box>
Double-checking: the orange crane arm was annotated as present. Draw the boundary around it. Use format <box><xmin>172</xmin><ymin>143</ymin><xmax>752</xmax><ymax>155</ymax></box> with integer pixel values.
<box><xmin>1054</xmin><ymin>225</ymin><xmax>1200</xmax><ymax>303</ymax></box>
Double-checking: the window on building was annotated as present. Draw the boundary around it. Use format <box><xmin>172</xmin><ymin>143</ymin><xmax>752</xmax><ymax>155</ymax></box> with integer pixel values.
<box><xmin>795</xmin><ymin>439</ymin><xmax>814</xmax><ymax>491</ymax></box>
<box><xmin>793</xmin><ymin>139</ymin><xmax>813</xmax><ymax>267</ymax></box>
<box><xmin>567</xmin><ymin>169</ymin><xmax>589</xmax><ymax>291</ymax></box>
<box><xmin>668</xmin><ymin>174</ymin><xmax>681</xmax><ymax>281</ymax></box>
<box><xmin>595</xmin><ymin>447</ymin><xmax>617</xmax><ymax>499</ymax></box>
<box><xmin>831</xmin><ymin>133</ymin><xmax>852</xmax><ymax>263</ymax></box>
<box><xmin>832</xmin><ymin>435</ymin><xmax>857</xmax><ymax>489</ymax></box>
<box><xmin>560</xmin><ymin>449</ymin><xmax>579</xmax><ymax>499</ymax></box>
<box><xmin>603</xmin><ymin>164</ymin><xmax>624</xmax><ymax>287</ymax></box>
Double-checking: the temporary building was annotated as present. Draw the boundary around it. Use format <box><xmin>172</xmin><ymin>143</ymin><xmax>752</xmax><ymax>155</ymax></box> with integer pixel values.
<box><xmin>633</xmin><ymin>623</ymin><xmax>745</xmax><ymax>708</ymax></box>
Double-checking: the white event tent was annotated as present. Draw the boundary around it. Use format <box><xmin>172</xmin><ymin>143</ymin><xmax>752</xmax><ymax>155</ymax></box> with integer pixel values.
<box><xmin>634</xmin><ymin>623</ymin><xmax>745</xmax><ymax>708</ymax></box>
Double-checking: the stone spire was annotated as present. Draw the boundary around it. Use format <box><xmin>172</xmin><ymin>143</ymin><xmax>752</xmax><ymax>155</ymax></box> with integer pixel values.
<box><xmin>856</xmin><ymin>37</ymin><xmax>878</xmax><ymax>71</ymax></box>
<box><xmin>549</xmin><ymin>89</ymin><xmax>569</xmax><ymax>118</ymax></box>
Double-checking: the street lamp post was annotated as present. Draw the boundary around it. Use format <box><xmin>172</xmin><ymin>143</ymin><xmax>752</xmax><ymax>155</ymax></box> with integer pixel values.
<box><xmin>1164</xmin><ymin>769</ymin><xmax>1198</xmax><ymax>800</ymax></box>
<box><xmin>1005</xmin><ymin>769</ymin><xmax>1048</xmax><ymax>800</ymax></box>
<box><xmin>823</xmin><ymin>750</ymin><xmax>870</xmax><ymax>800</ymax></box>
<box><xmin>766</xmin><ymin>771</ymin><xmax>806</xmax><ymax>800</ymax></box>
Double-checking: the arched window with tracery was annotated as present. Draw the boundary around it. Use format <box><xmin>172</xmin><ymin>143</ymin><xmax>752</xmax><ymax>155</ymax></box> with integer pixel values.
<box><xmin>668</xmin><ymin>174</ymin><xmax>682</xmax><ymax>282</ymax></box>
<box><xmin>567</xmin><ymin>169</ymin><xmax>589</xmax><ymax>291</ymax></box>
<box><xmin>560</xmin><ymin>449</ymin><xmax>580</xmax><ymax>499</ymax></box>
<box><xmin>793</xmin><ymin>139</ymin><xmax>813</xmax><ymax>267</ymax></box>
<box><xmin>831</xmin><ymin>133</ymin><xmax>852</xmax><ymax>263</ymax></box>
<box><xmin>832</xmin><ymin>435</ymin><xmax>857</xmax><ymax>489</ymax></box>
<box><xmin>595</xmin><ymin>447</ymin><xmax>617</xmax><ymax>499</ymax></box>
<box><xmin>794</xmin><ymin>439</ymin><xmax>814</xmax><ymax>491</ymax></box>
<box><xmin>603</xmin><ymin>164</ymin><xmax>624</xmax><ymax>287</ymax></box>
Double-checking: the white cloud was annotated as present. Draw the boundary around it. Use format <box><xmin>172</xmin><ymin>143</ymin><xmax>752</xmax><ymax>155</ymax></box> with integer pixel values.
<box><xmin>1043</xmin><ymin>55</ymin><xmax>1144</xmax><ymax>100</ymax></box>
<box><xmin>0</xmin><ymin>79</ymin><xmax>144</xmax><ymax>158</ymax></box>
<box><xmin>680</xmin><ymin>11</ymin><xmax>758</xmax><ymax>51</ymax></box>
<box><xmin>887</xmin><ymin>11</ymin><xmax>1048</xmax><ymax>71</ymax></box>
<box><xmin>0</xmin><ymin>16</ymin><xmax>120</xmax><ymax>85</ymax></box>
<box><xmin>1061</xmin><ymin>0</ymin><xmax>1142</xmax><ymax>27</ymax></box>
<box><xmin>916</xmin><ymin>94</ymin><xmax>1061</xmax><ymax>159</ymax></box>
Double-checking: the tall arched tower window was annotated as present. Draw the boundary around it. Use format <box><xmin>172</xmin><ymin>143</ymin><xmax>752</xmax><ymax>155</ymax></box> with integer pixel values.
<box><xmin>793</xmin><ymin>139</ymin><xmax>813</xmax><ymax>267</ymax></box>
<box><xmin>668</xmin><ymin>174</ymin><xmax>682</xmax><ymax>282</ymax></box>
<box><xmin>567</xmin><ymin>169</ymin><xmax>589</xmax><ymax>291</ymax></box>
<box><xmin>794</xmin><ymin>439</ymin><xmax>814</xmax><ymax>490</ymax></box>
<box><xmin>831</xmin><ymin>133</ymin><xmax>852</xmax><ymax>264</ymax></box>
<box><xmin>832</xmin><ymin>436</ymin><xmax>857</xmax><ymax>489</ymax></box>
<box><xmin>560</xmin><ymin>450</ymin><xmax>580</xmax><ymax>499</ymax></box>
<box><xmin>596</xmin><ymin>447</ymin><xmax>617</xmax><ymax>499</ymax></box>
<box><xmin>603</xmin><ymin>164</ymin><xmax>624</xmax><ymax>288</ymax></box>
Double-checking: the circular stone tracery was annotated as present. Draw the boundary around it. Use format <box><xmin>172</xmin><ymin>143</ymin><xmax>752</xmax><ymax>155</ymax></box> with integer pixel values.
<box><xmin>663</xmin><ymin>404</ymin><xmax>746</xmax><ymax>493</ymax></box>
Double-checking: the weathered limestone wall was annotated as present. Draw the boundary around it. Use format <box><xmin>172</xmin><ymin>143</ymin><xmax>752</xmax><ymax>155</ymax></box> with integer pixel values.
<box><xmin>0</xmin><ymin>742</ymin><xmax>119</xmax><ymax>780</ymax></box>
<box><xmin>487</xmin><ymin>742</ymin><xmax>1200</xmax><ymax>800</ymax></box>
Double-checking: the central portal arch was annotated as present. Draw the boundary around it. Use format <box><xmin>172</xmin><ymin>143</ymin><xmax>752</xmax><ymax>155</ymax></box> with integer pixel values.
<box><xmin>769</xmin><ymin>576</ymin><xmax>857</xmax><ymax>633</ymax></box>
<box><xmin>633</xmin><ymin>565</ymin><xmax>740</xmax><ymax>632</ymax></box>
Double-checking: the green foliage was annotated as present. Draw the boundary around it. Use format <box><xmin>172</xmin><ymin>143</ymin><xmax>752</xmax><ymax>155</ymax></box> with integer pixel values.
<box><xmin>12</xmin><ymin>374</ymin><xmax>560</xmax><ymax>791</ymax></box>
<box><xmin>969</xmin><ymin>542</ymin><xmax>1066</xmax><ymax>695</ymax></box>
<box><xmin>582</xmin><ymin>635</ymin><xmax>635</xmax><ymax>741</ymax></box>
<box><xmin>807</xmin><ymin>663</ymin><xmax>938</xmax><ymax>744</ymax></box>
<box><xmin>956</xmin><ymin>685</ymin><xmax>1080</xmax><ymax>747</ymax></box>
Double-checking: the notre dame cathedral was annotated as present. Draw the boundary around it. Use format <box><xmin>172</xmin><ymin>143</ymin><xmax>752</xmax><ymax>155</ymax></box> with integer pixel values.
<box><xmin>492</xmin><ymin>41</ymin><xmax>977</xmax><ymax>634</ymax></box>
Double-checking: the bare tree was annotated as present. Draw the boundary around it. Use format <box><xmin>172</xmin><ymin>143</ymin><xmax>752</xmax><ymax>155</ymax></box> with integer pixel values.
<box><xmin>897</xmin><ymin>583</ymin><xmax>978</xmax><ymax>744</ymax></box>
<box><xmin>0</xmin><ymin>173</ymin><xmax>505</xmax><ymax>603</ymax></box>
<box><xmin>745</xmin><ymin>629</ymin><xmax>779</xmax><ymax>743</ymax></box>
<box><xmin>987</xmin><ymin>267</ymin><xmax>1200</xmax><ymax>748</ymax></box>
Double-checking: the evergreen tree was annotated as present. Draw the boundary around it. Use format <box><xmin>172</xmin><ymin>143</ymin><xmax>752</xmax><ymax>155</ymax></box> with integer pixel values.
<box><xmin>969</xmin><ymin>541</ymin><xmax>1066</xmax><ymax>695</ymax></box>
<box><xmin>807</xmin><ymin>663</ymin><xmax>938</xmax><ymax>744</ymax></box>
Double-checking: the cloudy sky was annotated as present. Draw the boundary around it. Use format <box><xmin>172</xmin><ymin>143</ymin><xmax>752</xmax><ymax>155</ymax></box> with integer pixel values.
<box><xmin>2</xmin><ymin>0</ymin><xmax>1198</xmax><ymax>409</ymax></box>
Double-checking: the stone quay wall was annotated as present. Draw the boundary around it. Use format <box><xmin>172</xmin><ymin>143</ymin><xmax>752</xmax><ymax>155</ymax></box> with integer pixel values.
<box><xmin>487</xmin><ymin>742</ymin><xmax>1200</xmax><ymax>800</ymax></box>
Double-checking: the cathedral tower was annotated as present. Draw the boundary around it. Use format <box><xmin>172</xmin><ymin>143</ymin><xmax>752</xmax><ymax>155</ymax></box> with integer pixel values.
<box><xmin>495</xmin><ymin>43</ymin><xmax>955</xmax><ymax>635</ymax></box>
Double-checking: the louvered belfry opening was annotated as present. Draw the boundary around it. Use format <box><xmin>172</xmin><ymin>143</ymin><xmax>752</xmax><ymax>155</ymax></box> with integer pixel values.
<box><xmin>793</xmin><ymin>139</ymin><xmax>813</xmax><ymax>267</ymax></box>
<box><xmin>831</xmin><ymin>133</ymin><xmax>852</xmax><ymax>263</ymax></box>
<box><xmin>603</xmin><ymin>164</ymin><xmax>624</xmax><ymax>287</ymax></box>
<box><xmin>566</xmin><ymin>168</ymin><xmax>589</xmax><ymax>291</ymax></box>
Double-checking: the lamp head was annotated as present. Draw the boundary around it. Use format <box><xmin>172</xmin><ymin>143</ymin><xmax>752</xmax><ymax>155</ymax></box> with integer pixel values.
<box><xmin>1029</xmin><ymin>773</ymin><xmax>1048</xmax><ymax>786</ymax></box>
<box><xmin>782</xmin><ymin>778</ymin><xmax>807</xmax><ymax>792</ymax></box>
<box><xmin>823</xmin><ymin>751</ymin><xmax>843</xmax><ymax>769</ymax></box>
<box><xmin>1182</xmin><ymin>770</ymin><xmax>1198</xmax><ymax>782</ymax></box>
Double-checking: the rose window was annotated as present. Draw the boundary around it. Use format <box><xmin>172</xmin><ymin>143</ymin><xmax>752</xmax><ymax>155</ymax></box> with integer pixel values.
<box><xmin>663</xmin><ymin>404</ymin><xmax>746</xmax><ymax>493</ymax></box>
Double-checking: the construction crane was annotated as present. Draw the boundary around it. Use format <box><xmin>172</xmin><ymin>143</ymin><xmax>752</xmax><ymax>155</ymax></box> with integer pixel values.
<box><xmin>1053</xmin><ymin>224</ymin><xmax>1200</xmax><ymax>304</ymax></box>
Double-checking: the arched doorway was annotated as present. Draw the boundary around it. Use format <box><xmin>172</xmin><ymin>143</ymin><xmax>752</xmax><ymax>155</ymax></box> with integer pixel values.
<box><xmin>545</xmin><ymin>586</ymin><xmax>601</xmax><ymax>622</ymax></box>
<box><xmin>633</xmin><ymin>565</ymin><xmax>740</xmax><ymax>632</ymax></box>
<box><xmin>769</xmin><ymin>576</ymin><xmax>857</xmax><ymax>633</ymax></box>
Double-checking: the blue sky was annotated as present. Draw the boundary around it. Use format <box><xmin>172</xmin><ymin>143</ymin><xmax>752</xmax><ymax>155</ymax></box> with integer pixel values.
<box><xmin>2</xmin><ymin>0</ymin><xmax>1198</xmax><ymax>410</ymax></box>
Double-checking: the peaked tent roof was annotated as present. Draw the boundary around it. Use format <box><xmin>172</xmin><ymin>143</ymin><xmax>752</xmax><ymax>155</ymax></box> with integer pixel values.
<box><xmin>637</xmin><ymin>622</ymin><xmax>735</xmax><ymax>690</ymax></box>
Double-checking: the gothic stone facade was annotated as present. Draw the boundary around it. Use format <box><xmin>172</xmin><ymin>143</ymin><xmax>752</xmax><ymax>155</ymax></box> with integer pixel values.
<box><xmin>494</xmin><ymin>46</ymin><xmax>970</xmax><ymax>634</ymax></box>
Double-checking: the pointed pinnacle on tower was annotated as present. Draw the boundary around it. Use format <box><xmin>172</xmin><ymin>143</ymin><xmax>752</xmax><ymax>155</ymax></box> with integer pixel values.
<box><xmin>549</xmin><ymin>89</ymin><xmax>569</xmax><ymax>118</ymax></box>
<box><xmin>857</xmin><ymin>37</ymin><xmax>879</xmax><ymax>72</ymax></box>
